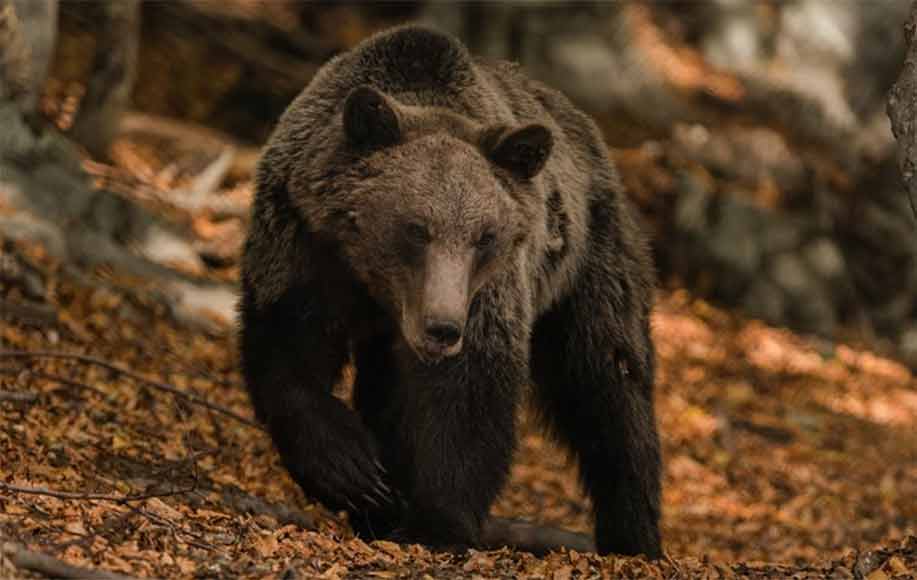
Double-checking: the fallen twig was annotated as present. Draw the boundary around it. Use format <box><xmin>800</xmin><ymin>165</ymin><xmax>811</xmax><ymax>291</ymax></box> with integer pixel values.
<box><xmin>0</xmin><ymin>350</ymin><xmax>262</xmax><ymax>430</ymax></box>
<box><xmin>127</xmin><ymin>504</ymin><xmax>215</xmax><ymax>552</ymax></box>
<box><xmin>0</xmin><ymin>480</ymin><xmax>196</xmax><ymax>503</ymax></box>
<box><xmin>145</xmin><ymin>447</ymin><xmax>220</xmax><ymax>481</ymax></box>
<box><xmin>3</xmin><ymin>543</ymin><xmax>139</xmax><ymax>580</ymax></box>
<box><xmin>0</xmin><ymin>389</ymin><xmax>38</xmax><ymax>403</ymax></box>
<box><xmin>190</xmin><ymin>147</ymin><xmax>236</xmax><ymax>200</ymax></box>
<box><xmin>30</xmin><ymin>369</ymin><xmax>113</xmax><ymax>400</ymax></box>
<box><xmin>51</xmin><ymin>509</ymin><xmax>139</xmax><ymax>555</ymax></box>
<box><xmin>83</xmin><ymin>160</ymin><xmax>251</xmax><ymax>219</ymax></box>
<box><xmin>0</xmin><ymin>297</ymin><xmax>57</xmax><ymax>325</ymax></box>
<box><xmin>149</xmin><ymin>185</ymin><xmax>251</xmax><ymax>218</ymax></box>
<box><xmin>221</xmin><ymin>486</ymin><xmax>319</xmax><ymax>530</ymax></box>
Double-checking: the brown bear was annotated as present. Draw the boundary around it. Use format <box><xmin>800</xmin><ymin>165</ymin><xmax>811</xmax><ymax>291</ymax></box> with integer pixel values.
<box><xmin>239</xmin><ymin>24</ymin><xmax>661</xmax><ymax>558</ymax></box>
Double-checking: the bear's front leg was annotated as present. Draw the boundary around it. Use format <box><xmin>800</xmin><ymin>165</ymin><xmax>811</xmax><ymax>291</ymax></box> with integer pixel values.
<box><xmin>394</xmin><ymin>355</ymin><xmax>520</xmax><ymax>548</ymax></box>
<box><xmin>239</xmin><ymin>286</ymin><xmax>394</xmax><ymax>515</ymax></box>
<box><xmin>531</xmin><ymin>255</ymin><xmax>662</xmax><ymax>559</ymax></box>
<box><xmin>388</xmin><ymin>318</ymin><xmax>525</xmax><ymax>548</ymax></box>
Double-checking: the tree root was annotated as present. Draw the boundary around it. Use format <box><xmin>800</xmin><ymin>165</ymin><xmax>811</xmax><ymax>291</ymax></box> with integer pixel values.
<box><xmin>3</xmin><ymin>543</ymin><xmax>139</xmax><ymax>580</ymax></box>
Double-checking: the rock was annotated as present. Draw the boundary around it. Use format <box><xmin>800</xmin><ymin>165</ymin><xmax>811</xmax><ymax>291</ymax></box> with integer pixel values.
<box><xmin>871</xmin><ymin>295</ymin><xmax>914</xmax><ymax>337</ymax></box>
<box><xmin>770</xmin><ymin>251</ymin><xmax>837</xmax><ymax>334</ymax></box>
<box><xmin>771</xmin><ymin>252</ymin><xmax>814</xmax><ymax>297</ymax></box>
<box><xmin>801</xmin><ymin>238</ymin><xmax>846</xmax><ymax>283</ymax></box>
<box><xmin>898</xmin><ymin>324</ymin><xmax>917</xmax><ymax>368</ymax></box>
<box><xmin>707</xmin><ymin>195</ymin><xmax>764</xmax><ymax>278</ymax></box>
<box><xmin>700</xmin><ymin>0</ymin><xmax>763</xmax><ymax>72</ymax></box>
<box><xmin>671</xmin><ymin>124</ymin><xmax>806</xmax><ymax>192</ymax></box>
<box><xmin>759</xmin><ymin>218</ymin><xmax>805</xmax><ymax>255</ymax></box>
<box><xmin>673</xmin><ymin>191</ymin><xmax>768</xmax><ymax>302</ymax></box>
<box><xmin>673</xmin><ymin>172</ymin><xmax>712</xmax><ymax>234</ymax></box>
<box><xmin>741</xmin><ymin>278</ymin><xmax>786</xmax><ymax>324</ymax></box>
<box><xmin>789</xmin><ymin>293</ymin><xmax>837</xmax><ymax>336</ymax></box>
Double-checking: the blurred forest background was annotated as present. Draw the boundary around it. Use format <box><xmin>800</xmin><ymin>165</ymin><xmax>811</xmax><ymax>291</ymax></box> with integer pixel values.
<box><xmin>1</xmin><ymin>1</ymin><xmax>916</xmax><ymax>579</ymax></box>
<box><xmin>5</xmin><ymin>0</ymin><xmax>917</xmax><ymax>363</ymax></box>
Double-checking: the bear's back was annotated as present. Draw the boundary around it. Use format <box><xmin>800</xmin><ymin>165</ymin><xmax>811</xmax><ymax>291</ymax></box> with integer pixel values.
<box><xmin>299</xmin><ymin>25</ymin><xmax>502</xmax><ymax>121</ymax></box>
<box><xmin>333</xmin><ymin>26</ymin><xmax>606</xmax><ymax>170</ymax></box>
<box><xmin>345</xmin><ymin>25</ymin><xmax>478</xmax><ymax>100</ymax></box>
<box><xmin>269</xmin><ymin>25</ymin><xmax>605</xmax><ymax>173</ymax></box>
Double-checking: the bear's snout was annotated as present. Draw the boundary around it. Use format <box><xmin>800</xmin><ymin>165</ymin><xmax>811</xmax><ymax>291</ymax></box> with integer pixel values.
<box><xmin>424</xmin><ymin>318</ymin><xmax>463</xmax><ymax>351</ymax></box>
<box><xmin>411</xmin><ymin>246</ymin><xmax>472</xmax><ymax>360</ymax></box>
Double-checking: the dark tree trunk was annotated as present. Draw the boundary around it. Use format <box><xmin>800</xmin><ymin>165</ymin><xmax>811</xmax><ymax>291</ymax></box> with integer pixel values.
<box><xmin>888</xmin><ymin>1</ymin><xmax>917</xmax><ymax>220</ymax></box>
<box><xmin>68</xmin><ymin>0</ymin><xmax>139</xmax><ymax>158</ymax></box>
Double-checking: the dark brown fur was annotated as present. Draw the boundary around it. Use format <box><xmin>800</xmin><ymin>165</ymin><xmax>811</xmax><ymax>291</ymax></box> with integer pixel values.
<box><xmin>239</xmin><ymin>24</ymin><xmax>661</xmax><ymax>558</ymax></box>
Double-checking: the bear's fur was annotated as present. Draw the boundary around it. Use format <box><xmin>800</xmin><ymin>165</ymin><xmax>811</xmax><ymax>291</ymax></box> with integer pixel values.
<box><xmin>239</xmin><ymin>24</ymin><xmax>661</xmax><ymax>558</ymax></box>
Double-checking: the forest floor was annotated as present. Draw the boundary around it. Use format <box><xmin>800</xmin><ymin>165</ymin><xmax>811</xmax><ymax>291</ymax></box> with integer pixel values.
<box><xmin>1</xmin><ymin>129</ymin><xmax>915</xmax><ymax>579</ymax></box>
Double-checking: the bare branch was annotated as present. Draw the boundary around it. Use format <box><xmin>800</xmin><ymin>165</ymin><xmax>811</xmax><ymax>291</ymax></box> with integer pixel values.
<box><xmin>0</xmin><ymin>480</ymin><xmax>195</xmax><ymax>503</ymax></box>
<box><xmin>30</xmin><ymin>369</ymin><xmax>113</xmax><ymax>399</ymax></box>
<box><xmin>888</xmin><ymin>1</ymin><xmax>917</xmax><ymax>223</ymax></box>
<box><xmin>0</xmin><ymin>350</ymin><xmax>263</xmax><ymax>430</ymax></box>
<box><xmin>0</xmin><ymin>389</ymin><xmax>37</xmax><ymax>402</ymax></box>
<box><xmin>0</xmin><ymin>297</ymin><xmax>57</xmax><ymax>325</ymax></box>
<box><xmin>81</xmin><ymin>159</ymin><xmax>251</xmax><ymax>221</ymax></box>
<box><xmin>189</xmin><ymin>147</ymin><xmax>236</xmax><ymax>201</ymax></box>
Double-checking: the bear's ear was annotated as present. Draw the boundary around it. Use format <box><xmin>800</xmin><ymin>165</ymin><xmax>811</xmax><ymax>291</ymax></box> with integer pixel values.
<box><xmin>482</xmin><ymin>124</ymin><xmax>553</xmax><ymax>179</ymax></box>
<box><xmin>343</xmin><ymin>85</ymin><xmax>401</xmax><ymax>149</ymax></box>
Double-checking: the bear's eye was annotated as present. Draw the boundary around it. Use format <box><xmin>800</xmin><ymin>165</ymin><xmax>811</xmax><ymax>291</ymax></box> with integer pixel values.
<box><xmin>476</xmin><ymin>231</ymin><xmax>497</xmax><ymax>251</ymax></box>
<box><xmin>404</xmin><ymin>222</ymin><xmax>431</xmax><ymax>246</ymax></box>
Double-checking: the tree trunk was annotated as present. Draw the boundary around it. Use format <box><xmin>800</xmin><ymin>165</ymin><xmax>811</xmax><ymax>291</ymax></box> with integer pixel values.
<box><xmin>888</xmin><ymin>1</ymin><xmax>917</xmax><ymax>221</ymax></box>
<box><xmin>1</xmin><ymin>0</ymin><xmax>56</xmax><ymax>112</ymax></box>
<box><xmin>68</xmin><ymin>0</ymin><xmax>139</xmax><ymax>158</ymax></box>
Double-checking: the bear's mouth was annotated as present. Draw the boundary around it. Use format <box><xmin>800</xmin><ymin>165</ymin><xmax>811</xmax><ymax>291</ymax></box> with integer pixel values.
<box><xmin>400</xmin><ymin>310</ymin><xmax>464</xmax><ymax>364</ymax></box>
<box><xmin>402</xmin><ymin>330</ymin><xmax>464</xmax><ymax>365</ymax></box>
<box><xmin>419</xmin><ymin>338</ymin><xmax>463</xmax><ymax>363</ymax></box>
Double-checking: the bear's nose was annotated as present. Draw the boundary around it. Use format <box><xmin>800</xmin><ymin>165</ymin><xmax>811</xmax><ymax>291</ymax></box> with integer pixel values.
<box><xmin>425</xmin><ymin>319</ymin><xmax>462</xmax><ymax>348</ymax></box>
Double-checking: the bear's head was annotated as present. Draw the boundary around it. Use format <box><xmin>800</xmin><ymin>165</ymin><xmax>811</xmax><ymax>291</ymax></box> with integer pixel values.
<box><xmin>300</xmin><ymin>85</ymin><xmax>553</xmax><ymax>363</ymax></box>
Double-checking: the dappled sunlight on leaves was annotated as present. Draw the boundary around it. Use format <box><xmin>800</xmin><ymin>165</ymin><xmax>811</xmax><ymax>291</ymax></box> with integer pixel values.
<box><xmin>3</xmin><ymin>236</ymin><xmax>912</xmax><ymax>576</ymax></box>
